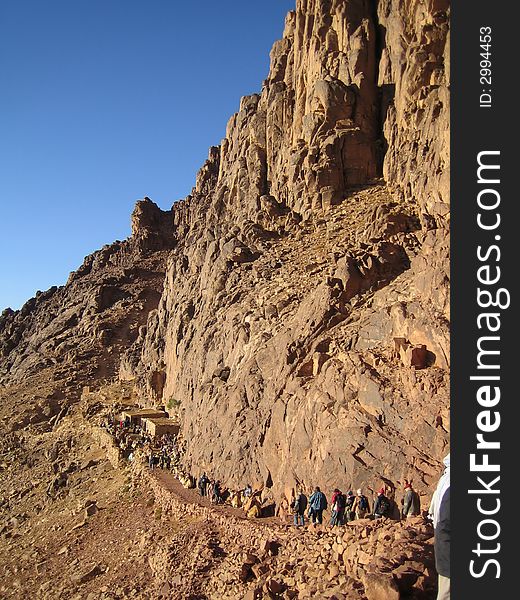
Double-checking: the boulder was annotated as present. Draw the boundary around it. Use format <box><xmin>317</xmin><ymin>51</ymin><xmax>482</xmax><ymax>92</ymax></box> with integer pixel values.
<box><xmin>363</xmin><ymin>572</ymin><xmax>400</xmax><ymax>600</ymax></box>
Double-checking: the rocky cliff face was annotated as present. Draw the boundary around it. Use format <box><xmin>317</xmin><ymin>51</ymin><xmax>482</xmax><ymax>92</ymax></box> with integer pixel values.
<box><xmin>1</xmin><ymin>0</ymin><xmax>449</xmax><ymax>506</ymax></box>
<box><xmin>0</xmin><ymin>198</ymin><xmax>173</xmax><ymax>429</ymax></box>
<box><xmin>122</xmin><ymin>0</ymin><xmax>450</xmax><ymax>504</ymax></box>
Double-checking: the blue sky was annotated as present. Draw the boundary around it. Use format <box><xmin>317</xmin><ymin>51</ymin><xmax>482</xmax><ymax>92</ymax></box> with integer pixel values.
<box><xmin>0</xmin><ymin>0</ymin><xmax>294</xmax><ymax>310</ymax></box>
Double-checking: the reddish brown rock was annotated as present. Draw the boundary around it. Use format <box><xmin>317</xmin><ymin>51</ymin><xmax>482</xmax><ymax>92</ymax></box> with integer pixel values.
<box><xmin>363</xmin><ymin>572</ymin><xmax>400</xmax><ymax>600</ymax></box>
<box><xmin>0</xmin><ymin>2</ymin><xmax>450</xmax><ymax>598</ymax></box>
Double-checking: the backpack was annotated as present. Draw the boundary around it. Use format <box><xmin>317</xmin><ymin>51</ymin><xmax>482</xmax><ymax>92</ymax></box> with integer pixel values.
<box><xmin>335</xmin><ymin>493</ymin><xmax>346</xmax><ymax>511</ymax></box>
<box><xmin>293</xmin><ymin>494</ymin><xmax>307</xmax><ymax>513</ymax></box>
<box><xmin>358</xmin><ymin>495</ymin><xmax>368</xmax><ymax>511</ymax></box>
<box><xmin>378</xmin><ymin>495</ymin><xmax>391</xmax><ymax>516</ymax></box>
<box><xmin>345</xmin><ymin>495</ymin><xmax>355</xmax><ymax>510</ymax></box>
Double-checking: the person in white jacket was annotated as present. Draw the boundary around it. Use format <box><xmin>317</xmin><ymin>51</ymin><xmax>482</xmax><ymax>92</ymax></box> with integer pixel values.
<box><xmin>429</xmin><ymin>453</ymin><xmax>450</xmax><ymax>600</ymax></box>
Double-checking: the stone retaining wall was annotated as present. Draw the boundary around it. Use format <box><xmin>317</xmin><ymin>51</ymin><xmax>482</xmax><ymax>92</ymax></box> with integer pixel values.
<box><xmin>133</xmin><ymin>461</ymin><xmax>280</xmax><ymax>551</ymax></box>
<box><xmin>90</xmin><ymin>426</ymin><xmax>124</xmax><ymax>469</ymax></box>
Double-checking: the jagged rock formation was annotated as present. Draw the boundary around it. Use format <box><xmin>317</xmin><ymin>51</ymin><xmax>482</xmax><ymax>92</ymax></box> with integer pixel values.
<box><xmin>121</xmin><ymin>0</ymin><xmax>450</xmax><ymax>503</ymax></box>
<box><xmin>0</xmin><ymin>198</ymin><xmax>173</xmax><ymax>418</ymax></box>
<box><xmin>1</xmin><ymin>0</ymin><xmax>449</xmax><ymax>532</ymax></box>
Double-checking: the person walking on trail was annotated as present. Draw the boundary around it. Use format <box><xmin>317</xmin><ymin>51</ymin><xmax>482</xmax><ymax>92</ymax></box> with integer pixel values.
<box><xmin>373</xmin><ymin>488</ymin><xmax>391</xmax><ymax>518</ymax></box>
<box><xmin>352</xmin><ymin>488</ymin><xmax>370</xmax><ymax>519</ymax></box>
<box><xmin>308</xmin><ymin>486</ymin><xmax>327</xmax><ymax>526</ymax></box>
<box><xmin>329</xmin><ymin>489</ymin><xmax>343</xmax><ymax>527</ymax></box>
<box><xmin>198</xmin><ymin>473</ymin><xmax>209</xmax><ymax>497</ymax></box>
<box><xmin>334</xmin><ymin>489</ymin><xmax>348</xmax><ymax>526</ymax></box>
<box><xmin>212</xmin><ymin>480</ymin><xmax>223</xmax><ymax>504</ymax></box>
<box><xmin>402</xmin><ymin>480</ymin><xmax>421</xmax><ymax>518</ymax></box>
<box><xmin>292</xmin><ymin>490</ymin><xmax>308</xmax><ymax>527</ymax></box>
<box><xmin>207</xmin><ymin>480</ymin><xmax>214</xmax><ymax>502</ymax></box>
<box><xmin>428</xmin><ymin>454</ymin><xmax>450</xmax><ymax>600</ymax></box>
<box><xmin>344</xmin><ymin>491</ymin><xmax>356</xmax><ymax>522</ymax></box>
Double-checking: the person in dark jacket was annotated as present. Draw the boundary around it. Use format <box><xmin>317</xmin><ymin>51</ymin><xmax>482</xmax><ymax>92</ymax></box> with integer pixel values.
<box><xmin>308</xmin><ymin>486</ymin><xmax>327</xmax><ymax>525</ymax></box>
<box><xmin>212</xmin><ymin>480</ymin><xmax>223</xmax><ymax>504</ymax></box>
<box><xmin>198</xmin><ymin>473</ymin><xmax>209</xmax><ymax>497</ymax></box>
<box><xmin>344</xmin><ymin>490</ymin><xmax>355</xmax><ymax>522</ymax></box>
<box><xmin>292</xmin><ymin>490</ymin><xmax>308</xmax><ymax>527</ymax></box>
<box><xmin>329</xmin><ymin>489</ymin><xmax>345</xmax><ymax>526</ymax></box>
<box><xmin>434</xmin><ymin>486</ymin><xmax>450</xmax><ymax>599</ymax></box>
<box><xmin>373</xmin><ymin>488</ymin><xmax>391</xmax><ymax>518</ymax></box>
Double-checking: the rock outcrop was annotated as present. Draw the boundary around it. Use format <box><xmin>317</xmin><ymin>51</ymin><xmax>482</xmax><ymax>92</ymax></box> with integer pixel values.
<box><xmin>122</xmin><ymin>0</ymin><xmax>450</xmax><ymax>502</ymax></box>
<box><xmin>0</xmin><ymin>0</ymin><xmax>450</xmax><ymax>529</ymax></box>
<box><xmin>0</xmin><ymin>198</ymin><xmax>174</xmax><ymax>417</ymax></box>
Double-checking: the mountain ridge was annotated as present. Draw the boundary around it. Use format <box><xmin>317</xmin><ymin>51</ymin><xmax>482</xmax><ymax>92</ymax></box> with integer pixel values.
<box><xmin>0</xmin><ymin>2</ymin><xmax>449</xmax><ymax>597</ymax></box>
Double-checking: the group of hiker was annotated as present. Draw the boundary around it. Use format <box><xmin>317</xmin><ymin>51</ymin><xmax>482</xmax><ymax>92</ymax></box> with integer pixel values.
<box><xmin>101</xmin><ymin>414</ymin><xmax>257</xmax><ymax>512</ymax></box>
<box><xmin>292</xmin><ymin>481</ymin><xmax>421</xmax><ymax>527</ymax></box>
<box><xmin>100</xmin><ymin>410</ymin><xmax>448</xmax><ymax>599</ymax></box>
<box><xmin>146</xmin><ymin>435</ymin><xmax>182</xmax><ymax>471</ymax></box>
<box><xmin>196</xmin><ymin>473</ymin><xmax>257</xmax><ymax>510</ymax></box>
<box><xmin>101</xmin><ymin>417</ymin><xmax>151</xmax><ymax>459</ymax></box>
<box><xmin>197</xmin><ymin>472</ymin><xmax>225</xmax><ymax>504</ymax></box>
<box><xmin>102</xmin><ymin>415</ymin><xmax>184</xmax><ymax>473</ymax></box>
<box><xmin>101</xmin><ymin>414</ymin><xmax>422</xmax><ymax>528</ymax></box>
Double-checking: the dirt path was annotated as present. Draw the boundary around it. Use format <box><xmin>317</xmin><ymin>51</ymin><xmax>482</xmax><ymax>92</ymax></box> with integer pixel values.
<box><xmin>150</xmin><ymin>468</ymin><xmax>287</xmax><ymax>528</ymax></box>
